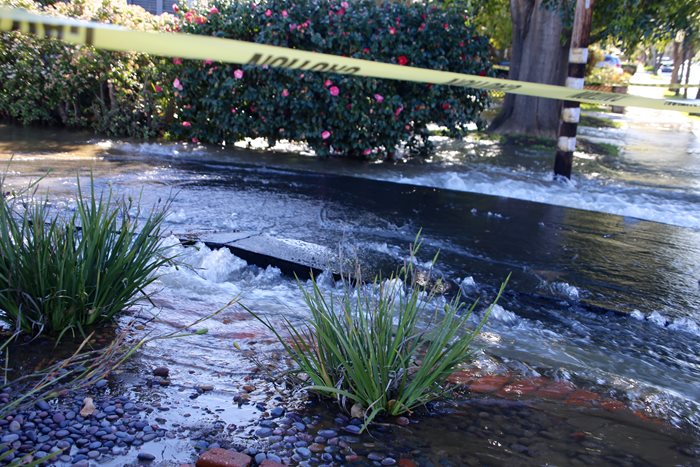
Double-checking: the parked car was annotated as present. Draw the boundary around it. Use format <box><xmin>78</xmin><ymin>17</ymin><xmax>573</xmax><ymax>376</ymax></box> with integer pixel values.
<box><xmin>658</xmin><ymin>64</ymin><xmax>673</xmax><ymax>75</ymax></box>
<box><xmin>596</xmin><ymin>54</ymin><xmax>623</xmax><ymax>74</ymax></box>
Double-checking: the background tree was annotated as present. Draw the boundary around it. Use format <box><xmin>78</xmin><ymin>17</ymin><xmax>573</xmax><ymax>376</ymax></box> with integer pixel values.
<box><xmin>480</xmin><ymin>0</ymin><xmax>700</xmax><ymax>137</ymax></box>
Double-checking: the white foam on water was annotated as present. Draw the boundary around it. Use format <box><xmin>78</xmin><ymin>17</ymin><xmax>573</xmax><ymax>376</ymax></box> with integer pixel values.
<box><xmin>550</xmin><ymin>282</ymin><xmax>581</xmax><ymax>301</ymax></box>
<box><xmin>630</xmin><ymin>309</ymin><xmax>645</xmax><ymax>320</ymax></box>
<box><xmin>648</xmin><ymin>310</ymin><xmax>668</xmax><ymax>327</ymax></box>
<box><xmin>631</xmin><ymin>309</ymin><xmax>700</xmax><ymax>337</ymax></box>
<box><xmin>487</xmin><ymin>304</ymin><xmax>519</xmax><ymax>324</ymax></box>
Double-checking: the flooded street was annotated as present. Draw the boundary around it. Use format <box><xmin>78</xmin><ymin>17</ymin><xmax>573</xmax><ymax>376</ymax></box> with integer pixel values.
<box><xmin>1</xmin><ymin>93</ymin><xmax>700</xmax><ymax>465</ymax></box>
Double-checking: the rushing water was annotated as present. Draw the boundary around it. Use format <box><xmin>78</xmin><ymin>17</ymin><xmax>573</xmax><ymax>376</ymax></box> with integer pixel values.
<box><xmin>1</xmin><ymin>99</ymin><xmax>699</xmax><ymax>463</ymax></box>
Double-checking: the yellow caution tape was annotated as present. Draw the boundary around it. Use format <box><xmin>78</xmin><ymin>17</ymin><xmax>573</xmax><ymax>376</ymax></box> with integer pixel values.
<box><xmin>2</xmin><ymin>8</ymin><xmax>699</xmax><ymax>114</ymax></box>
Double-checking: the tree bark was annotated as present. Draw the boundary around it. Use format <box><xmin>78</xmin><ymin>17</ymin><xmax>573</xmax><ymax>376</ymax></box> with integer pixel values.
<box><xmin>683</xmin><ymin>44</ymin><xmax>692</xmax><ymax>99</ymax></box>
<box><xmin>670</xmin><ymin>39</ymin><xmax>682</xmax><ymax>94</ymax></box>
<box><xmin>489</xmin><ymin>0</ymin><xmax>570</xmax><ymax>138</ymax></box>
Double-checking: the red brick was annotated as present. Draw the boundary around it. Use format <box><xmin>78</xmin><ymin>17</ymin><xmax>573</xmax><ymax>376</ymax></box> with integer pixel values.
<box><xmin>446</xmin><ymin>369</ymin><xmax>480</xmax><ymax>385</ymax></box>
<box><xmin>600</xmin><ymin>400</ymin><xmax>626</xmax><ymax>411</ymax></box>
<box><xmin>497</xmin><ymin>380</ymin><xmax>540</xmax><ymax>398</ymax></box>
<box><xmin>196</xmin><ymin>448</ymin><xmax>252</xmax><ymax>467</ymax></box>
<box><xmin>566</xmin><ymin>390</ymin><xmax>600</xmax><ymax>406</ymax></box>
<box><xmin>468</xmin><ymin>375</ymin><xmax>511</xmax><ymax>393</ymax></box>
<box><xmin>536</xmin><ymin>381</ymin><xmax>575</xmax><ymax>399</ymax></box>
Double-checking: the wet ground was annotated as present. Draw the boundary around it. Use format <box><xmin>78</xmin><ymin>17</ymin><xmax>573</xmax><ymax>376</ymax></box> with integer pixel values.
<box><xmin>1</xmin><ymin>90</ymin><xmax>700</xmax><ymax>465</ymax></box>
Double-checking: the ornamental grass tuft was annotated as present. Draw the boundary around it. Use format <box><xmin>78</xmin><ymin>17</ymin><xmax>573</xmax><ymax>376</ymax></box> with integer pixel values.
<box><xmin>249</xmin><ymin>236</ymin><xmax>508</xmax><ymax>430</ymax></box>
<box><xmin>0</xmin><ymin>175</ymin><xmax>173</xmax><ymax>340</ymax></box>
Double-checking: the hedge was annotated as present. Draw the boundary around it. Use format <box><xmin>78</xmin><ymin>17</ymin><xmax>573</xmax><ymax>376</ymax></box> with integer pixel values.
<box><xmin>0</xmin><ymin>0</ymin><xmax>173</xmax><ymax>138</ymax></box>
<box><xmin>0</xmin><ymin>0</ymin><xmax>492</xmax><ymax>159</ymax></box>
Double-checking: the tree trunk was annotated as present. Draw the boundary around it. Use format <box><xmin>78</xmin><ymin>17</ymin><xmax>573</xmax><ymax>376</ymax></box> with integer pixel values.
<box><xmin>670</xmin><ymin>39</ymin><xmax>681</xmax><ymax>94</ymax></box>
<box><xmin>683</xmin><ymin>44</ymin><xmax>692</xmax><ymax>99</ymax></box>
<box><xmin>489</xmin><ymin>0</ymin><xmax>570</xmax><ymax>138</ymax></box>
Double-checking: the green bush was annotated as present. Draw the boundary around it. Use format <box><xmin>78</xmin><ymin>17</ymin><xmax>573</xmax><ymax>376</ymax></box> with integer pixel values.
<box><xmin>0</xmin><ymin>0</ymin><xmax>174</xmax><ymax>138</ymax></box>
<box><xmin>249</xmin><ymin>239</ymin><xmax>507</xmax><ymax>429</ymax></box>
<box><xmin>169</xmin><ymin>0</ymin><xmax>492</xmax><ymax>158</ymax></box>
<box><xmin>0</xmin><ymin>175</ymin><xmax>173</xmax><ymax>339</ymax></box>
<box><xmin>1</xmin><ymin>0</ymin><xmax>492</xmax><ymax>158</ymax></box>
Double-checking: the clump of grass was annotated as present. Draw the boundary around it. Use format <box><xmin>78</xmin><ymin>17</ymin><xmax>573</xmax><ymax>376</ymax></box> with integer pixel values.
<box><xmin>0</xmin><ymin>174</ymin><xmax>173</xmax><ymax>339</ymax></box>
<box><xmin>249</xmin><ymin>236</ymin><xmax>508</xmax><ymax>430</ymax></box>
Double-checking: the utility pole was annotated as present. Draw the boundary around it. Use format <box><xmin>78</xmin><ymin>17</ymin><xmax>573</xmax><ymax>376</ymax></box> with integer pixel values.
<box><xmin>553</xmin><ymin>0</ymin><xmax>595</xmax><ymax>179</ymax></box>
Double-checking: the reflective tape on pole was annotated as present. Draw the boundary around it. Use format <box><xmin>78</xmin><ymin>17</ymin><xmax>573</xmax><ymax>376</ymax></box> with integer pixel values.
<box><xmin>1</xmin><ymin>8</ymin><xmax>700</xmax><ymax>114</ymax></box>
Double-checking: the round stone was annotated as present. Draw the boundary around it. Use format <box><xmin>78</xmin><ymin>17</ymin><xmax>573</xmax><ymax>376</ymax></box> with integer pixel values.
<box><xmin>137</xmin><ymin>452</ymin><xmax>156</xmax><ymax>461</ymax></box>
<box><xmin>318</xmin><ymin>429</ymin><xmax>337</xmax><ymax>439</ymax></box>
<box><xmin>35</xmin><ymin>400</ymin><xmax>50</xmax><ymax>411</ymax></box>
<box><xmin>296</xmin><ymin>447</ymin><xmax>311</xmax><ymax>458</ymax></box>
<box><xmin>1</xmin><ymin>434</ymin><xmax>19</xmax><ymax>443</ymax></box>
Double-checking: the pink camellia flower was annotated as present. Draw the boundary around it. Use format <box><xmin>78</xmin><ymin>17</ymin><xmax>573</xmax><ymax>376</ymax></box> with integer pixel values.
<box><xmin>321</xmin><ymin>130</ymin><xmax>331</xmax><ymax>140</ymax></box>
<box><xmin>418</xmin><ymin>23</ymin><xmax>426</xmax><ymax>32</ymax></box>
<box><xmin>154</xmin><ymin>85</ymin><xmax>163</xmax><ymax>93</ymax></box>
<box><xmin>373</xmin><ymin>93</ymin><xmax>384</xmax><ymax>103</ymax></box>
<box><xmin>209</xmin><ymin>7</ymin><xmax>219</xmax><ymax>14</ymax></box>
<box><xmin>459</xmin><ymin>41</ymin><xmax>465</xmax><ymax>47</ymax></box>
<box><xmin>182</xmin><ymin>121</ymin><xmax>191</xmax><ymax>127</ymax></box>
<box><xmin>341</xmin><ymin>1</ymin><xmax>349</xmax><ymax>8</ymax></box>
<box><xmin>282</xmin><ymin>89</ymin><xmax>289</xmax><ymax>97</ymax></box>
<box><xmin>265</xmin><ymin>9</ymin><xmax>272</xmax><ymax>17</ymax></box>
<box><xmin>282</xmin><ymin>9</ymin><xmax>288</xmax><ymax>17</ymax></box>
<box><xmin>233</xmin><ymin>69</ymin><xmax>244</xmax><ymax>79</ymax></box>
<box><xmin>397</xmin><ymin>55</ymin><xmax>409</xmax><ymax>66</ymax></box>
<box><xmin>173</xmin><ymin>78</ymin><xmax>183</xmax><ymax>90</ymax></box>
<box><xmin>184</xmin><ymin>11</ymin><xmax>194</xmax><ymax>22</ymax></box>
<box><xmin>337</xmin><ymin>7</ymin><xmax>345</xmax><ymax>16</ymax></box>
<box><xmin>324</xmin><ymin>79</ymin><xmax>332</xmax><ymax>87</ymax></box>
<box><xmin>394</xmin><ymin>105</ymin><xmax>403</xmax><ymax>117</ymax></box>
<box><xmin>389</xmin><ymin>27</ymin><xmax>396</xmax><ymax>35</ymax></box>
<box><xmin>329</xmin><ymin>86</ymin><xmax>340</xmax><ymax>96</ymax></box>
<box><xmin>203</xmin><ymin>59</ymin><xmax>213</xmax><ymax>65</ymax></box>
<box><xmin>363</xmin><ymin>47</ymin><xmax>370</xmax><ymax>54</ymax></box>
<box><xmin>172</xmin><ymin>4</ymin><xmax>179</xmax><ymax>13</ymax></box>
<box><xmin>443</xmin><ymin>23</ymin><xmax>449</xmax><ymax>30</ymax></box>
<box><xmin>231</xmin><ymin>107</ymin><xmax>237</xmax><ymax>113</ymax></box>
<box><xmin>173</xmin><ymin>57</ymin><xmax>182</xmax><ymax>65</ymax></box>
<box><xmin>363</xmin><ymin>148</ymin><xmax>372</xmax><ymax>156</ymax></box>
<box><xmin>192</xmin><ymin>137</ymin><xmax>199</xmax><ymax>143</ymax></box>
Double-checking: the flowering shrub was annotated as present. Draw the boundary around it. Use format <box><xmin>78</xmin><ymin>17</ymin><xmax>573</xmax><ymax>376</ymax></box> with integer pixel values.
<box><xmin>586</xmin><ymin>67</ymin><xmax>632</xmax><ymax>87</ymax></box>
<box><xmin>1</xmin><ymin>0</ymin><xmax>492</xmax><ymax>158</ymax></box>
<box><xmin>171</xmin><ymin>0</ymin><xmax>492</xmax><ymax>158</ymax></box>
<box><xmin>0</xmin><ymin>0</ymin><xmax>174</xmax><ymax>138</ymax></box>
